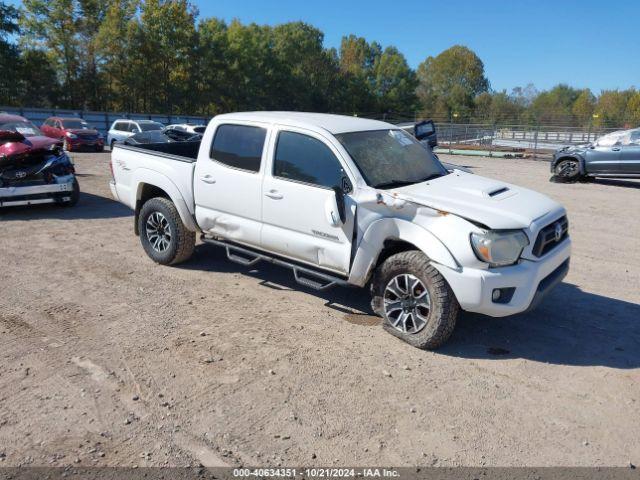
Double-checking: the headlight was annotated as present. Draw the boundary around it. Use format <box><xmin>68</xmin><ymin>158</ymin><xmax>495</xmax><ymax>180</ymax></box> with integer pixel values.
<box><xmin>65</xmin><ymin>132</ymin><xmax>77</xmax><ymax>139</ymax></box>
<box><xmin>470</xmin><ymin>230</ymin><xmax>529</xmax><ymax>267</ymax></box>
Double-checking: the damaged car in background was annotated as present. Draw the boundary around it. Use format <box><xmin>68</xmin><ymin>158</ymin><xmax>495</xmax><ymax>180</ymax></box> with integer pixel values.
<box><xmin>551</xmin><ymin>127</ymin><xmax>640</xmax><ymax>182</ymax></box>
<box><xmin>0</xmin><ymin>114</ymin><xmax>79</xmax><ymax>208</ymax></box>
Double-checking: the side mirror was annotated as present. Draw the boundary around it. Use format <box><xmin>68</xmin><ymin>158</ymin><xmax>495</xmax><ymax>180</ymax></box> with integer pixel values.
<box><xmin>0</xmin><ymin>130</ymin><xmax>26</xmax><ymax>143</ymax></box>
<box><xmin>414</xmin><ymin>119</ymin><xmax>438</xmax><ymax>148</ymax></box>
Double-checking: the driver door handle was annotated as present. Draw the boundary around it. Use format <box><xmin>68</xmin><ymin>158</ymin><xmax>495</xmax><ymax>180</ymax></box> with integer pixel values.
<box><xmin>199</xmin><ymin>175</ymin><xmax>216</xmax><ymax>184</ymax></box>
<box><xmin>612</xmin><ymin>147</ymin><xmax>621</xmax><ymax>151</ymax></box>
<box><xmin>265</xmin><ymin>190</ymin><xmax>283</xmax><ymax>200</ymax></box>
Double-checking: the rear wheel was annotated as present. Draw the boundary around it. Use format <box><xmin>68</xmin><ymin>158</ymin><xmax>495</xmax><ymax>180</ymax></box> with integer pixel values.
<box><xmin>371</xmin><ymin>250</ymin><xmax>459</xmax><ymax>350</ymax></box>
<box><xmin>554</xmin><ymin>158</ymin><xmax>581</xmax><ymax>183</ymax></box>
<box><xmin>138</xmin><ymin>197</ymin><xmax>195</xmax><ymax>265</ymax></box>
<box><xmin>110</xmin><ymin>140</ymin><xmax>116</xmax><ymax>151</ymax></box>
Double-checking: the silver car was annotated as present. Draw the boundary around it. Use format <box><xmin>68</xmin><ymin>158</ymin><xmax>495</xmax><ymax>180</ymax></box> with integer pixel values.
<box><xmin>107</xmin><ymin>119</ymin><xmax>164</xmax><ymax>150</ymax></box>
<box><xmin>552</xmin><ymin>127</ymin><xmax>640</xmax><ymax>182</ymax></box>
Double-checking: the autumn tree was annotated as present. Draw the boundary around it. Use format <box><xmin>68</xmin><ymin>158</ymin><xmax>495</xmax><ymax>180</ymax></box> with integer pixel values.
<box><xmin>571</xmin><ymin>89</ymin><xmax>596</xmax><ymax>126</ymax></box>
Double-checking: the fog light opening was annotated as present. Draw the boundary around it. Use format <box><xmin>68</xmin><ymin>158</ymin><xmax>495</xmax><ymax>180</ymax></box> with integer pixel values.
<box><xmin>492</xmin><ymin>287</ymin><xmax>516</xmax><ymax>304</ymax></box>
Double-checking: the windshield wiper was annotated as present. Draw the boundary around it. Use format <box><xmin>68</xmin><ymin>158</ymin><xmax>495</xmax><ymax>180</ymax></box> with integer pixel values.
<box><xmin>372</xmin><ymin>179</ymin><xmax>416</xmax><ymax>189</ymax></box>
<box><xmin>373</xmin><ymin>172</ymin><xmax>448</xmax><ymax>189</ymax></box>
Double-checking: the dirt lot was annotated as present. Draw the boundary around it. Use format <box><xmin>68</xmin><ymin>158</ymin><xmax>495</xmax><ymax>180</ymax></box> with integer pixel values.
<box><xmin>1</xmin><ymin>152</ymin><xmax>639</xmax><ymax>468</ymax></box>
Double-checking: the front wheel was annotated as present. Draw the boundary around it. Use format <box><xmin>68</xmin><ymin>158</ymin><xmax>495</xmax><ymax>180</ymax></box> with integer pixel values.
<box><xmin>553</xmin><ymin>158</ymin><xmax>581</xmax><ymax>183</ymax></box>
<box><xmin>138</xmin><ymin>197</ymin><xmax>195</xmax><ymax>265</ymax></box>
<box><xmin>371</xmin><ymin>251</ymin><xmax>459</xmax><ymax>350</ymax></box>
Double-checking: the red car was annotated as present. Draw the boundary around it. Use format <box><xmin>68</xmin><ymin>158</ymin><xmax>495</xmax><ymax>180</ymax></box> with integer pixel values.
<box><xmin>41</xmin><ymin>116</ymin><xmax>104</xmax><ymax>152</ymax></box>
<box><xmin>0</xmin><ymin>114</ymin><xmax>61</xmax><ymax>157</ymax></box>
<box><xmin>1</xmin><ymin>113</ymin><xmax>79</xmax><ymax>208</ymax></box>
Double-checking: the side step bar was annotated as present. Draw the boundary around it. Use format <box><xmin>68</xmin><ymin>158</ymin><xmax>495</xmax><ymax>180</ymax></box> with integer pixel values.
<box><xmin>201</xmin><ymin>236</ymin><xmax>350</xmax><ymax>291</ymax></box>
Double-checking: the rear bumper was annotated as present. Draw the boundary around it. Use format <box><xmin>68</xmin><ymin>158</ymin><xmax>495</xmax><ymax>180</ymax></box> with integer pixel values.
<box><xmin>0</xmin><ymin>175</ymin><xmax>75</xmax><ymax>207</ymax></box>
<box><xmin>434</xmin><ymin>238</ymin><xmax>571</xmax><ymax>317</ymax></box>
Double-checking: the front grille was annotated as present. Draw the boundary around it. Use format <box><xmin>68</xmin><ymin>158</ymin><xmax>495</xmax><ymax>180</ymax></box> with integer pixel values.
<box><xmin>532</xmin><ymin>216</ymin><xmax>569</xmax><ymax>257</ymax></box>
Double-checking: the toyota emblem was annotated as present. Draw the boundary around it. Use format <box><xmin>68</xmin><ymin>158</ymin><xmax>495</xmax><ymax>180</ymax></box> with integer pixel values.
<box><xmin>15</xmin><ymin>171</ymin><xmax>27</xmax><ymax>179</ymax></box>
<box><xmin>554</xmin><ymin>222</ymin><xmax>563</xmax><ymax>242</ymax></box>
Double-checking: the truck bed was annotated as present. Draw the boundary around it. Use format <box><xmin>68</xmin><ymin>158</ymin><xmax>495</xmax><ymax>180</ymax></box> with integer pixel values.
<box><xmin>118</xmin><ymin>140</ymin><xmax>201</xmax><ymax>162</ymax></box>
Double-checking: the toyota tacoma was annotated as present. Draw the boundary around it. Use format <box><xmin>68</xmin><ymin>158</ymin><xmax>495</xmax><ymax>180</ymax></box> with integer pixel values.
<box><xmin>109</xmin><ymin>112</ymin><xmax>571</xmax><ymax>349</ymax></box>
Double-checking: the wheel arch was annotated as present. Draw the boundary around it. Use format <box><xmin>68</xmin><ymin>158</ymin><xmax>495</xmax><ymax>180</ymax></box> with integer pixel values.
<box><xmin>133</xmin><ymin>173</ymin><xmax>197</xmax><ymax>235</ymax></box>
<box><xmin>348</xmin><ymin>218</ymin><xmax>458</xmax><ymax>287</ymax></box>
<box><xmin>552</xmin><ymin>154</ymin><xmax>586</xmax><ymax>175</ymax></box>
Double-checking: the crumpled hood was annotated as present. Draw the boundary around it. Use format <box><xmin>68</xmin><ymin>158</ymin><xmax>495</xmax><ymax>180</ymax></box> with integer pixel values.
<box><xmin>0</xmin><ymin>135</ymin><xmax>61</xmax><ymax>158</ymax></box>
<box><xmin>392</xmin><ymin>171</ymin><xmax>564</xmax><ymax>229</ymax></box>
<box><xmin>556</xmin><ymin>144</ymin><xmax>589</xmax><ymax>155</ymax></box>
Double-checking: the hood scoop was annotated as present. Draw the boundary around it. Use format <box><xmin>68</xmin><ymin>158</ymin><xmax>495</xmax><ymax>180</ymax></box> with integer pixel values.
<box><xmin>488</xmin><ymin>187</ymin><xmax>510</xmax><ymax>197</ymax></box>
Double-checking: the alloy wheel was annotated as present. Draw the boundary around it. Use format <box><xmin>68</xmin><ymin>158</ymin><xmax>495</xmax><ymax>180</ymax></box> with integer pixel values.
<box><xmin>145</xmin><ymin>212</ymin><xmax>172</xmax><ymax>253</ymax></box>
<box><xmin>383</xmin><ymin>273</ymin><xmax>431</xmax><ymax>334</ymax></box>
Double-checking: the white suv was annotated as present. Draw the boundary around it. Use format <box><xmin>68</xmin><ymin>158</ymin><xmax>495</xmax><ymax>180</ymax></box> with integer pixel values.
<box><xmin>107</xmin><ymin>119</ymin><xmax>164</xmax><ymax>150</ymax></box>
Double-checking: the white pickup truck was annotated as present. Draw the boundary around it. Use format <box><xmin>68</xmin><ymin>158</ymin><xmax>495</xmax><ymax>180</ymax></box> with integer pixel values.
<box><xmin>110</xmin><ymin>112</ymin><xmax>570</xmax><ymax>349</ymax></box>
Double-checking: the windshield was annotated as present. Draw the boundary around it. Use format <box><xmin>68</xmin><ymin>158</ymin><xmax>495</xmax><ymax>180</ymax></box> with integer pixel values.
<box><xmin>595</xmin><ymin>131</ymin><xmax>625</xmax><ymax>147</ymax></box>
<box><xmin>138</xmin><ymin>122</ymin><xmax>164</xmax><ymax>132</ymax></box>
<box><xmin>0</xmin><ymin>121</ymin><xmax>42</xmax><ymax>137</ymax></box>
<box><xmin>335</xmin><ymin>129</ymin><xmax>447</xmax><ymax>188</ymax></box>
<box><xmin>63</xmin><ymin>119</ymin><xmax>91</xmax><ymax>130</ymax></box>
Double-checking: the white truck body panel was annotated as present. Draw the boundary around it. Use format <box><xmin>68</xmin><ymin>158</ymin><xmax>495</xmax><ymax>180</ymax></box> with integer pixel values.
<box><xmin>110</xmin><ymin>111</ymin><xmax>571</xmax><ymax>318</ymax></box>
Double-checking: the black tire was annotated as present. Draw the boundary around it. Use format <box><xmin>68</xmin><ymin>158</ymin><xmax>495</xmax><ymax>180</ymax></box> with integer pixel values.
<box><xmin>553</xmin><ymin>158</ymin><xmax>581</xmax><ymax>183</ymax></box>
<box><xmin>371</xmin><ymin>250</ymin><xmax>459</xmax><ymax>350</ymax></box>
<box><xmin>56</xmin><ymin>178</ymin><xmax>80</xmax><ymax>207</ymax></box>
<box><xmin>138</xmin><ymin>197</ymin><xmax>195</xmax><ymax>265</ymax></box>
<box><xmin>110</xmin><ymin>140</ymin><xmax>116</xmax><ymax>151</ymax></box>
<box><xmin>96</xmin><ymin>145</ymin><xmax>104</xmax><ymax>152</ymax></box>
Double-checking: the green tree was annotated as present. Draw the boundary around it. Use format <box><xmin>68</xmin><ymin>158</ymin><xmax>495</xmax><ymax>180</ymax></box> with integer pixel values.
<box><xmin>193</xmin><ymin>17</ymin><xmax>230</xmax><ymax>114</ymax></box>
<box><xmin>94</xmin><ymin>0</ymin><xmax>139</xmax><ymax>111</ymax></box>
<box><xmin>571</xmin><ymin>89</ymin><xmax>596</xmax><ymax>127</ymax></box>
<box><xmin>626</xmin><ymin>91</ymin><xmax>640</xmax><ymax>126</ymax></box>
<box><xmin>594</xmin><ymin>89</ymin><xmax>634</xmax><ymax>127</ymax></box>
<box><xmin>529</xmin><ymin>84</ymin><xmax>580</xmax><ymax>124</ymax></box>
<box><xmin>371</xmin><ymin>46</ymin><xmax>417</xmax><ymax>113</ymax></box>
<box><xmin>0</xmin><ymin>1</ymin><xmax>21</xmax><ymax>105</ymax></box>
<box><xmin>416</xmin><ymin>45</ymin><xmax>489</xmax><ymax>119</ymax></box>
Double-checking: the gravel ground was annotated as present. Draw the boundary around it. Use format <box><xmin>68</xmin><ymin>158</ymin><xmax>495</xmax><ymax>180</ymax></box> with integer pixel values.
<box><xmin>0</xmin><ymin>151</ymin><xmax>638</xmax><ymax>468</ymax></box>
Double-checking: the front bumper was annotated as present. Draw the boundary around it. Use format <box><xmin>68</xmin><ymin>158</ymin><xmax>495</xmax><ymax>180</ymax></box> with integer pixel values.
<box><xmin>67</xmin><ymin>137</ymin><xmax>104</xmax><ymax>149</ymax></box>
<box><xmin>434</xmin><ymin>238</ymin><xmax>571</xmax><ymax>317</ymax></box>
<box><xmin>0</xmin><ymin>175</ymin><xmax>75</xmax><ymax>207</ymax></box>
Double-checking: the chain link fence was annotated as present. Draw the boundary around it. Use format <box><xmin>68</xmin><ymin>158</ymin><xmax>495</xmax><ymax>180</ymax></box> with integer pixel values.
<box><xmin>0</xmin><ymin>106</ymin><xmax>210</xmax><ymax>138</ymax></box>
<box><xmin>2</xmin><ymin>106</ymin><xmax>627</xmax><ymax>160</ymax></box>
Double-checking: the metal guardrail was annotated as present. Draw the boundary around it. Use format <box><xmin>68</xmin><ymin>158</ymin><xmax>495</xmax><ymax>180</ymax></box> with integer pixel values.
<box><xmin>427</xmin><ymin>123</ymin><xmax>621</xmax><ymax>160</ymax></box>
<box><xmin>0</xmin><ymin>106</ymin><xmax>210</xmax><ymax>138</ymax></box>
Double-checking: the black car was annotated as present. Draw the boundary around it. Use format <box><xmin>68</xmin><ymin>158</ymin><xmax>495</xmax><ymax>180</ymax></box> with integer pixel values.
<box><xmin>551</xmin><ymin>128</ymin><xmax>640</xmax><ymax>182</ymax></box>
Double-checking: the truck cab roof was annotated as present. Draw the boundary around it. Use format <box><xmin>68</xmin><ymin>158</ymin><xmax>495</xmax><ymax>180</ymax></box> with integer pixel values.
<box><xmin>213</xmin><ymin>111</ymin><xmax>395</xmax><ymax>135</ymax></box>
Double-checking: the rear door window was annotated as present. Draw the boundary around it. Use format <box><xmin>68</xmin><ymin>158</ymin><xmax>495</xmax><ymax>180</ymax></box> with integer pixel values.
<box><xmin>273</xmin><ymin>131</ymin><xmax>346</xmax><ymax>188</ymax></box>
<box><xmin>210</xmin><ymin>124</ymin><xmax>267</xmax><ymax>172</ymax></box>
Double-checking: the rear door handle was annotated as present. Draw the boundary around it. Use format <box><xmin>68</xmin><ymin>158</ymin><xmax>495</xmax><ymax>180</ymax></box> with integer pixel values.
<box><xmin>265</xmin><ymin>190</ymin><xmax>283</xmax><ymax>200</ymax></box>
<box><xmin>612</xmin><ymin>147</ymin><xmax>621</xmax><ymax>151</ymax></box>
<box><xmin>199</xmin><ymin>175</ymin><xmax>216</xmax><ymax>184</ymax></box>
